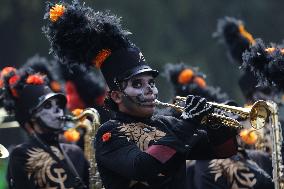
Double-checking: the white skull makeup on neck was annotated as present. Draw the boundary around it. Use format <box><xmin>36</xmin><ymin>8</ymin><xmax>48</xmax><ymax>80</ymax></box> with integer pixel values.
<box><xmin>119</xmin><ymin>73</ymin><xmax>158</xmax><ymax>117</ymax></box>
<box><xmin>33</xmin><ymin>98</ymin><xmax>65</xmax><ymax>131</ymax></box>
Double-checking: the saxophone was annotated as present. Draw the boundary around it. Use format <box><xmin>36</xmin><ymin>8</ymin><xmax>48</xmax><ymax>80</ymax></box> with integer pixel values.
<box><xmin>268</xmin><ymin>101</ymin><xmax>284</xmax><ymax>189</ymax></box>
<box><xmin>61</xmin><ymin>108</ymin><xmax>103</xmax><ymax>189</ymax></box>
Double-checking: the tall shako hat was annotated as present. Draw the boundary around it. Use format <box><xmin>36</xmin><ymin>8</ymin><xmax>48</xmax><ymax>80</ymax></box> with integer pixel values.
<box><xmin>164</xmin><ymin>63</ymin><xmax>229</xmax><ymax>103</ymax></box>
<box><xmin>214</xmin><ymin>16</ymin><xmax>255</xmax><ymax>65</ymax></box>
<box><xmin>21</xmin><ymin>54</ymin><xmax>62</xmax><ymax>92</ymax></box>
<box><xmin>43</xmin><ymin>1</ymin><xmax>158</xmax><ymax>90</ymax></box>
<box><xmin>214</xmin><ymin>17</ymin><xmax>270</xmax><ymax>100</ymax></box>
<box><xmin>242</xmin><ymin>39</ymin><xmax>284</xmax><ymax>90</ymax></box>
<box><xmin>1</xmin><ymin>68</ymin><xmax>66</xmax><ymax>126</ymax></box>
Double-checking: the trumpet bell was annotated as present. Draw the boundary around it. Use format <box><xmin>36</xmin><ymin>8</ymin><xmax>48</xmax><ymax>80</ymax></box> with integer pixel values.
<box><xmin>0</xmin><ymin>144</ymin><xmax>9</xmax><ymax>158</ymax></box>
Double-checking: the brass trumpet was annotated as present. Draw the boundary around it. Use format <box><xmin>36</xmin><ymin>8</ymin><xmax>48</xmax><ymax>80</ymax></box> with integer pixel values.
<box><xmin>154</xmin><ymin>96</ymin><xmax>271</xmax><ymax>130</ymax></box>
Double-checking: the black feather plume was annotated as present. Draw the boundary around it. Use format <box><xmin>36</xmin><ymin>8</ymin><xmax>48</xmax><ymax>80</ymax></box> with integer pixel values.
<box><xmin>43</xmin><ymin>0</ymin><xmax>132</xmax><ymax>67</ymax></box>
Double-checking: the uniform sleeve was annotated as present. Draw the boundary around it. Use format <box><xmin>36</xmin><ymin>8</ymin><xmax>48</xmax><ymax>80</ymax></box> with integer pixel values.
<box><xmin>157</xmin><ymin>116</ymin><xmax>237</xmax><ymax>159</ymax></box>
<box><xmin>7</xmin><ymin>147</ymin><xmax>36</xmax><ymax>189</ymax></box>
<box><xmin>95</xmin><ymin>122</ymin><xmax>184</xmax><ymax>181</ymax></box>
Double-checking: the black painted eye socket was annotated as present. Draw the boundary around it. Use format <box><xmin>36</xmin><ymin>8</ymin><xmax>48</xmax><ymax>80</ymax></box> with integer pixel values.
<box><xmin>43</xmin><ymin>101</ymin><xmax>52</xmax><ymax>109</ymax></box>
<box><xmin>132</xmin><ymin>80</ymin><xmax>143</xmax><ymax>88</ymax></box>
<box><xmin>149</xmin><ymin>79</ymin><xmax>156</xmax><ymax>87</ymax></box>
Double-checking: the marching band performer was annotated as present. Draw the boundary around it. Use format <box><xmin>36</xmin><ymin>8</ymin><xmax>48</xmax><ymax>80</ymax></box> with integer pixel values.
<box><xmin>162</xmin><ymin>62</ymin><xmax>273</xmax><ymax>189</ymax></box>
<box><xmin>43</xmin><ymin>1</ymin><xmax>238</xmax><ymax>188</ymax></box>
<box><xmin>2</xmin><ymin>68</ymin><xmax>89</xmax><ymax>189</ymax></box>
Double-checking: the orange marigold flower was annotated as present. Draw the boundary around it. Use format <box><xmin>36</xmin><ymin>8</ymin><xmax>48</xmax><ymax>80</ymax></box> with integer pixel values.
<box><xmin>238</xmin><ymin>24</ymin><xmax>255</xmax><ymax>45</ymax></box>
<box><xmin>50</xmin><ymin>4</ymin><xmax>66</xmax><ymax>22</ymax></box>
<box><xmin>265</xmin><ymin>47</ymin><xmax>276</xmax><ymax>54</ymax></box>
<box><xmin>9</xmin><ymin>75</ymin><xmax>20</xmax><ymax>86</ymax></box>
<box><xmin>26</xmin><ymin>74</ymin><xmax>44</xmax><ymax>85</ymax></box>
<box><xmin>240</xmin><ymin>129</ymin><xmax>258</xmax><ymax>145</ymax></box>
<box><xmin>50</xmin><ymin>81</ymin><xmax>61</xmax><ymax>92</ymax></box>
<box><xmin>93</xmin><ymin>49</ymin><xmax>112</xmax><ymax>68</ymax></box>
<box><xmin>64</xmin><ymin>129</ymin><xmax>80</xmax><ymax>142</ymax></box>
<box><xmin>194</xmin><ymin>76</ymin><xmax>206</xmax><ymax>88</ymax></box>
<box><xmin>102</xmin><ymin>132</ymin><xmax>111</xmax><ymax>142</ymax></box>
<box><xmin>72</xmin><ymin>108</ymin><xmax>84</xmax><ymax>116</ymax></box>
<box><xmin>178</xmin><ymin>69</ymin><xmax>194</xmax><ymax>85</ymax></box>
<box><xmin>1</xmin><ymin>67</ymin><xmax>16</xmax><ymax>77</ymax></box>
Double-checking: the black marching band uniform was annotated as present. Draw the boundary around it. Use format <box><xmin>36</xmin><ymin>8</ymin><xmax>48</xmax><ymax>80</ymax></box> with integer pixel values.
<box><xmin>162</xmin><ymin>62</ymin><xmax>274</xmax><ymax>189</ymax></box>
<box><xmin>43</xmin><ymin>1</ymin><xmax>238</xmax><ymax>188</ymax></box>
<box><xmin>190</xmin><ymin>17</ymin><xmax>274</xmax><ymax>189</ymax></box>
<box><xmin>1</xmin><ymin>68</ymin><xmax>89</xmax><ymax>189</ymax></box>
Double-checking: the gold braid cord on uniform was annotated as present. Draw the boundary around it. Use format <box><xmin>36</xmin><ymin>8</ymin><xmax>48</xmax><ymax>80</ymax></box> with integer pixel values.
<box><xmin>209</xmin><ymin>159</ymin><xmax>257</xmax><ymax>189</ymax></box>
<box><xmin>26</xmin><ymin>146</ymin><xmax>73</xmax><ymax>189</ymax></box>
<box><xmin>118</xmin><ymin>122</ymin><xmax>166</xmax><ymax>151</ymax></box>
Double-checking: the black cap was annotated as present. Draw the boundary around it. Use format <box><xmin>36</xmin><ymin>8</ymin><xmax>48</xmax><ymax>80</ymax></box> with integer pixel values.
<box><xmin>101</xmin><ymin>48</ymin><xmax>158</xmax><ymax>89</ymax></box>
<box><xmin>1</xmin><ymin>69</ymin><xmax>66</xmax><ymax>126</ymax></box>
<box><xmin>15</xmin><ymin>85</ymin><xmax>66</xmax><ymax>126</ymax></box>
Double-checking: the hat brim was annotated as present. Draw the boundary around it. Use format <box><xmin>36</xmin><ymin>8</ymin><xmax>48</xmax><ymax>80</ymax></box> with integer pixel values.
<box><xmin>121</xmin><ymin>66</ymin><xmax>159</xmax><ymax>81</ymax></box>
<box><xmin>33</xmin><ymin>93</ymin><xmax>67</xmax><ymax>111</ymax></box>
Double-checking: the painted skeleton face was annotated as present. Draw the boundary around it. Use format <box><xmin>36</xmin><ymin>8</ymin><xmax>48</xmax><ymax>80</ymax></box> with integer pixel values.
<box><xmin>34</xmin><ymin>98</ymin><xmax>64</xmax><ymax>130</ymax></box>
<box><xmin>121</xmin><ymin>73</ymin><xmax>158</xmax><ymax>117</ymax></box>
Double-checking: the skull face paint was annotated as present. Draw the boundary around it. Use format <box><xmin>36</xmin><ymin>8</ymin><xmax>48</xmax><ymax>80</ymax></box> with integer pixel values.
<box><xmin>123</xmin><ymin>74</ymin><xmax>158</xmax><ymax>106</ymax></box>
<box><xmin>121</xmin><ymin>73</ymin><xmax>158</xmax><ymax>117</ymax></box>
<box><xmin>34</xmin><ymin>98</ymin><xmax>65</xmax><ymax>130</ymax></box>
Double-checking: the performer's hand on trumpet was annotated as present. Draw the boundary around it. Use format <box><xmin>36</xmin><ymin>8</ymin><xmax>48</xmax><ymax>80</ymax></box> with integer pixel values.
<box><xmin>180</xmin><ymin>95</ymin><xmax>214</xmax><ymax>123</ymax></box>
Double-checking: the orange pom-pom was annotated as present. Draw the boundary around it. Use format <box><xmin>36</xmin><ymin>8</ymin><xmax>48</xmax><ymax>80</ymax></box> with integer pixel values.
<box><xmin>193</xmin><ymin>76</ymin><xmax>206</xmax><ymax>88</ymax></box>
<box><xmin>0</xmin><ymin>80</ymin><xmax>3</xmax><ymax>88</ymax></box>
<box><xmin>50</xmin><ymin>4</ymin><xmax>65</xmax><ymax>22</ymax></box>
<box><xmin>26</xmin><ymin>74</ymin><xmax>44</xmax><ymax>85</ymax></box>
<box><xmin>239</xmin><ymin>129</ymin><xmax>258</xmax><ymax>145</ymax></box>
<box><xmin>265</xmin><ymin>47</ymin><xmax>284</xmax><ymax>55</ymax></box>
<box><xmin>50</xmin><ymin>81</ymin><xmax>61</xmax><ymax>92</ymax></box>
<box><xmin>265</xmin><ymin>47</ymin><xmax>276</xmax><ymax>54</ymax></box>
<box><xmin>92</xmin><ymin>49</ymin><xmax>112</xmax><ymax>68</ymax></box>
<box><xmin>64</xmin><ymin>129</ymin><xmax>80</xmax><ymax>142</ymax></box>
<box><xmin>238</xmin><ymin>24</ymin><xmax>255</xmax><ymax>45</ymax></box>
<box><xmin>1</xmin><ymin>67</ymin><xmax>16</xmax><ymax>77</ymax></box>
<box><xmin>8</xmin><ymin>75</ymin><xmax>20</xmax><ymax>86</ymax></box>
<box><xmin>178</xmin><ymin>69</ymin><xmax>194</xmax><ymax>85</ymax></box>
<box><xmin>102</xmin><ymin>132</ymin><xmax>111</xmax><ymax>142</ymax></box>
